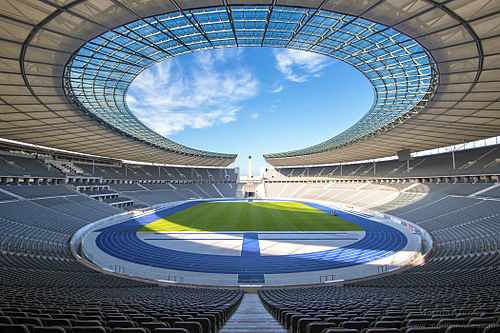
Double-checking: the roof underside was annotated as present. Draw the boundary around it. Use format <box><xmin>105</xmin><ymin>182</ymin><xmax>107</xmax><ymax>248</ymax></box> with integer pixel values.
<box><xmin>0</xmin><ymin>0</ymin><xmax>499</xmax><ymax>167</ymax></box>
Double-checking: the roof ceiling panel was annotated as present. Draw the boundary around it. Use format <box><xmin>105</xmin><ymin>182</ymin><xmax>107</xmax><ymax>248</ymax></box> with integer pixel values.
<box><xmin>436</xmin><ymin>83</ymin><xmax>474</xmax><ymax>93</ymax></box>
<box><xmin>438</xmin><ymin>58</ymin><xmax>480</xmax><ymax>73</ymax></box>
<box><xmin>441</xmin><ymin>109</ymin><xmax>478</xmax><ymax>116</ymax></box>
<box><xmin>0</xmin><ymin>73</ymin><xmax>25</xmax><ymax>85</ymax></box>
<box><xmin>24</xmin><ymin>46</ymin><xmax>71</xmax><ymax>65</ymax></box>
<box><xmin>118</xmin><ymin>0</ymin><xmax>177</xmax><ymax>17</ymax></box>
<box><xmin>483</xmin><ymin>53</ymin><xmax>500</xmax><ymax>68</ymax></box>
<box><xmin>43</xmin><ymin>0</ymin><xmax>75</xmax><ymax>6</ymax></box>
<box><xmin>462</xmin><ymin>91</ymin><xmax>500</xmax><ymax>101</ymax></box>
<box><xmin>454</xmin><ymin>101</ymin><xmax>492</xmax><ymax>109</ymax></box>
<box><xmin>9</xmin><ymin>104</ymin><xmax>48</xmax><ymax>112</ymax></box>
<box><xmin>429</xmin><ymin>92</ymin><xmax>468</xmax><ymax>102</ymax></box>
<box><xmin>0</xmin><ymin>58</ymin><xmax>19</xmax><ymax>73</ymax></box>
<box><xmin>472</xmin><ymin>81</ymin><xmax>500</xmax><ymax>91</ymax></box>
<box><xmin>43</xmin><ymin>11</ymin><xmax>106</xmax><ymax>41</ymax></box>
<box><xmin>24</xmin><ymin>63</ymin><xmax>64</xmax><ymax>77</ymax></box>
<box><xmin>447</xmin><ymin>0</ymin><xmax>500</xmax><ymax>21</ymax></box>
<box><xmin>0</xmin><ymin>0</ymin><xmax>54</xmax><ymax>24</ymax></box>
<box><xmin>0</xmin><ymin>112</ymin><xmax>34</xmax><ymax>121</ymax></box>
<box><xmin>29</xmin><ymin>28</ymin><xmax>85</xmax><ymax>53</ymax></box>
<box><xmin>417</xmin><ymin>25</ymin><xmax>473</xmax><ymax>49</ymax></box>
<box><xmin>433</xmin><ymin>115</ymin><xmax>467</xmax><ymax>122</ymax></box>
<box><xmin>322</xmin><ymin>0</ymin><xmax>380</xmax><ymax>16</ymax></box>
<box><xmin>22</xmin><ymin>75</ymin><xmax>61</xmax><ymax>87</ymax></box>
<box><xmin>30</xmin><ymin>87</ymin><xmax>66</xmax><ymax>96</ymax></box>
<box><xmin>472</xmin><ymin>110</ymin><xmax>500</xmax><ymax>117</ymax></box>
<box><xmin>0</xmin><ymin>40</ymin><xmax>21</xmax><ymax>59</ymax></box>
<box><xmin>362</xmin><ymin>0</ymin><xmax>432</xmax><ymax>26</ymax></box>
<box><xmin>0</xmin><ymin>17</ymin><xmax>32</xmax><ymax>42</ymax></box>
<box><xmin>462</xmin><ymin>117</ymin><xmax>498</xmax><ymax>124</ymax></box>
<box><xmin>430</xmin><ymin>42</ymin><xmax>479</xmax><ymax>62</ymax></box>
<box><xmin>437</xmin><ymin>72</ymin><xmax>477</xmax><ymax>84</ymax></box>
<box><xmin>481</xmin><ymin>36</ymin><xmax>500</xmax><ymax>54</ymax></box>
<box><xmin>485</xmin><ymin>102</ymin><xmax>500</xmax><ymax>110</ymax></box>
<box><xmin>1</xmin><ymin>96</ymin><xmax>41</xmax><ymax>105</ymax></box>
<box><xmin>469</xmin><ymin>12</ymin><xmax>500</xmax><ymax>38</ymax></box>
<box><xmin>70</xmin><ymin>0</ymin><xmax>136</xmax><ymax>29</ymax></box>
<box><xmin>177</xmin><ymin>0</ymin><xmax>224</xmax><ymax>8</ymax></box>
<box><xmin>395</xmin><ymin>7</ymin><xmax>457</xmax><ymax>37</ymax></box>
<box><xmin>0</xmin><ymin>86</ymin><xmax>32</xmax><ymax>95</ymax></box>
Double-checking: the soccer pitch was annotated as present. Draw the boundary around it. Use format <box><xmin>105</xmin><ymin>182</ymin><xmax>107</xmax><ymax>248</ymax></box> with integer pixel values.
<box><xmin>139</xmin><ymin>201</ymin><xmax>363</xmax><ymax>232</ymax></box>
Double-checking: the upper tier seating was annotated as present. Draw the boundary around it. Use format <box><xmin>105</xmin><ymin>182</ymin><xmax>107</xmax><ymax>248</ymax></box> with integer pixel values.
<box><xmin>481</xmin><ymin>185</ymin><xmax>500</xmax><ymax>198</ymax></box>
<box><xmin>110</xmin><ymin>183</ymin><xmax>237</xmax><ymax>206</ymax></box>
<box><xmin>265</xmin><ymin>145</ymin><xmax>500</xmax><ymax>180</ymax></box>
<box><xmin>0</xmin><ymin>191</ymin><xmax>15</xmax><ymax>201</ymax></box>
<box><xmin>74</xmin><ymin>163</ymin><xmax>238</xmax><ymax>181</ymax></box>
<box><xmin>0</xmin><ymin>155</ymin><xmax>62</xmax><ymax>178</ymax></box>
<box><xmin>0</xmin><ymin>185</ymin><xmax>78</xmax><ymax>199</ymax></box>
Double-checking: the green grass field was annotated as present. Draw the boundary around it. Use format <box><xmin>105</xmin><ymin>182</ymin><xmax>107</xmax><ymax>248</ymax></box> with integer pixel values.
<box><xmin>139</xmin><ymin>201</ymin><xmax>363</xmax><ymax>232</ymax></box>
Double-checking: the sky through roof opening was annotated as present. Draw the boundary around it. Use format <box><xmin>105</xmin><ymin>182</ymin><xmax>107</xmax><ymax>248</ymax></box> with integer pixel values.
<box><xmin>126</xmin><ymin>47</ymin><xmax>373</xmax><ymax>175</ymax></box>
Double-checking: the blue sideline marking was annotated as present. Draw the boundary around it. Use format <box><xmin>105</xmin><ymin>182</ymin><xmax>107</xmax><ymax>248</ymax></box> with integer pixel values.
<box><xmin>241</xmin><ymin>233</ymin><xmax>261</xmax><ymax>256</ymax></box>
<box><xmin>257</xmin><ymin>238</ymin><xmax>358</xmax><ymax>241</ymax></box>
<box><xmin>153</xmin><ymin>232</ymin><xmax>348</xmax><ymax>235</ymax></box>
<box><xmin>238</xmin><ymin>232</ymin><xmax>264</xmax><ymax>283</ymax></box>
<box><xmin>144</xmin><ymin>238</ymin><xmax>358</xmax><ymax>241</ymax></box>
<box><xmin>145</xmin><ymin>238</ymin><xmax>242</xmax><ymax>241</ymax></box>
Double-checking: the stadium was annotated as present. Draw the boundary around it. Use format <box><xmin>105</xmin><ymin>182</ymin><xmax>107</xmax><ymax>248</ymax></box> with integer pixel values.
<box><xmin>0</xmin><ymin>0</ymin><xmax>499</xmax><ymax>333</ymax></box>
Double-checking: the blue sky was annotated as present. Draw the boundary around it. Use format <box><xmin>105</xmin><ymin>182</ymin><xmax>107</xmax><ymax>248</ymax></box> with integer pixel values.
<box><xmin>127</xmin><ymin>47</ymin><xmax>373</xmax><ymax>176</ymax></box>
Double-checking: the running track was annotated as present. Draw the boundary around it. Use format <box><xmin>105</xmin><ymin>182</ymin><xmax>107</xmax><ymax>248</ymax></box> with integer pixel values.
<box><xmin>94</xmin><ymin>200</ymin><xmax>407</xmax><ymax>275</ymax></box>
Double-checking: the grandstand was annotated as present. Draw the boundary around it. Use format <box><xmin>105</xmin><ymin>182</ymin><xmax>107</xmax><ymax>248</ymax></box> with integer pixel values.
<box><xmin>0</xmin><ymin>1</ymin><xmax>499</xmax><ymax>333</ymax></box>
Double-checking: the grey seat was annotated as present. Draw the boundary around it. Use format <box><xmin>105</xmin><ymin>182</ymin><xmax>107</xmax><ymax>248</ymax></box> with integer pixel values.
<box><xmin>306</xmin><ymin>323</ymin><xmax>345</xmax><ymax>333</ymax></box>
<box><xmin>153</xmin><ymin>329</ymin><xmax>189</xmax><ymax>333</ymax></box>
<box><xmin>323</xmin><ymin>329</ymin><xmax>360</xmax><ymax>333</ymax></box>
<box><xmin>373</xmin><ymin>321</ymin><xmax>401</xmax><ymax>329</ymax></box>
<box><xmin>444</xmin><ymin>326</ymin><xmax>477</xmax><ymax>333</ymax></box>
<box><xmin>33</xmin><ymin>327</ymin><xmax>67</xmax><ymax>333</ymax></box>
<box><xmin>365</xmin><ymin>329</ymin><xmax>401</xmax><ymax>333</ymax></box>
<box><xmin>71</xmin><ymin>327</ymin><xmax>107</xmax><ymax>333</ymax></box>
<box><xmin>404</xmin><ymin>327</ymin><xmax>440</xmax><ymax>333</ymax></box>
<box><xmin>111</xmin><ymin>328</ymin><xmax>149</xmax><ymax>333</ymax></box>
<box><xmin>140</xmin><ymin>322</ymin><xmax>169</xmax><ymax>331</ymax></box>
<box><xmin>173</xmin><ymin>322</ymin><xmax>202</xmax><ymax>333</ymax></box>
<box><xmin>483</xmin><ymin>325</ymin><xmax>500</xmax><ymax>333</ymax></box>
<box><xmin>108</xmin><ymin>321</ymin><xmax>136</xmax><ymax>329</ymax></box>
<box><xmin>342</xmin><ymin>321</ymin><xmax>370</xmax><ymax>330</ymax></box>
<box><xmin>0</xmin><ymin>324</ymin><xmax>30</xmax><ymax>333</ymax></box>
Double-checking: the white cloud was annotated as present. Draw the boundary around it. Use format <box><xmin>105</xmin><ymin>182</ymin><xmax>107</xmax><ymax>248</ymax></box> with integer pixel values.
<box><xmin>127</xmin><ymin>52</ymin><xmax>259</xmax><ymax>135</ymax></box>
<box><xmin>250</xmin><ymin>113</ymin><xmax>259</xmax><ymax>119</ymax></box>
<box><xmin>270</xmin><ymin>83</ymin><xmax>284</xmax><ymax>94</ymax></box>
<box><xmin>273</xmin><ymin>49</ymin><xmax>333</xmax><ymax>82</ymax></box>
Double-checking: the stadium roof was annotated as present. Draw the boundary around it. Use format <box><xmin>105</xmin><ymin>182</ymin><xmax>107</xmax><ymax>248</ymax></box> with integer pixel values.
<box><xmin>0</xmin><ymin>0</ymin><xmax>499</xmax><ymax>167</ymax></box>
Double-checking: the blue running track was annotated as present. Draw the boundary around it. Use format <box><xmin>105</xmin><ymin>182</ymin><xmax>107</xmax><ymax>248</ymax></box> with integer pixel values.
<box><xmin>94</xmin><ymin>200</ymin><xmax>407</xmax><ymax>275</ymax></box>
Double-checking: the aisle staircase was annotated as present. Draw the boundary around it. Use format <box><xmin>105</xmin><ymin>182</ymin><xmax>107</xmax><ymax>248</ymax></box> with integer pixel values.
<box><xmin>220</xmin><ymin>293</ymin><xmax>286</xmax><ymax>333</ymax></box>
